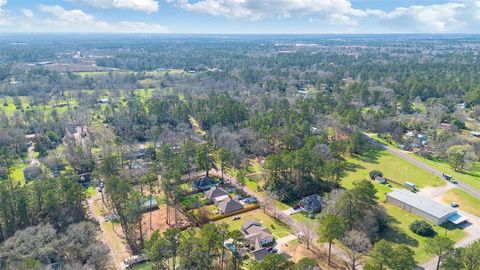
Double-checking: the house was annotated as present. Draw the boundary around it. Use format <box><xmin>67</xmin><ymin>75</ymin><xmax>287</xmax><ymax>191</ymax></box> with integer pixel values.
<box><xmin>23</xmin><ymin>165</ymin><xmax>42</xmax><ymax>181</ymax></box>
<box><xmin>251</xmin><ymin>238</ymin><xmax>269</xmax><ymax>260</ymax></box>
<box><xmin>218</xmin><ymin>198</ymin><xmax>244</xmax><ymax>214</ymax></box>
<box><xmin>417</xmin><ymin>134</ymin><xmax>427</xmax><ymax>145</ymax></box>
<box><xmin>386</xmin><ymin>189</ymin><xmax>467</xmax><ymax>225</ymax></box>
<box><xmin>193</xmin><ymin>176</ymin><xmax>217</xmax><ymax>191</ymax></box>
<box><xmin>241</xmin><ymin>219</ymin><xmax>274</xmax><ymax>246</ymax></box>
<box><xmin>205</xmin><ymin>186</ymin><xmax>229</xmax><ymax>200</ymax></box>
<box><xmin>300</xmin><ymin>194</ymin><xmax>322</xmax><ymax>213</ymax></box>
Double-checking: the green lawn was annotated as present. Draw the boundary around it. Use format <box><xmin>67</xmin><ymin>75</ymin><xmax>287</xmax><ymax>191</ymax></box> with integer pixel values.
<box><xmin>409</xmin><ymin>155</ymin><xmax>480</xmax><ymax>191</ymax></box>
<box><xmin>291</xmin><ymin>212</ymin><xmax>318</xmax><ymax>224</ymax></box>
<box><xmin>215</xmin><ymin>209</ymin><xmax>291</xmax><ymax>238</ymax></box>
<box><xmin>383</xmin><ymin>205</ymin><xmax>465</xmax><ymax>263</ymax></box>
<box><xmin>10</xmin><ymin>162</ymin><xmax>28</xmax><ymax>185</ymax></box>
<box><xmin>129</xmin><ymin>262</ymin><xmax>153</xmax><ymax>270</ymax></box>
<box><xmin>367</xmin><ymin>133</ymin><xmax>480</xmax><ymax>192</ymax></box>
<box><xmin>343</xmin><ymin>148</ymin><xmax>444</xmax><ymax>201</ymax></box>
<box><xmin>442</xmin><ymin>188</ymin><xmax>480</xmax><ymax>217</ymax></box>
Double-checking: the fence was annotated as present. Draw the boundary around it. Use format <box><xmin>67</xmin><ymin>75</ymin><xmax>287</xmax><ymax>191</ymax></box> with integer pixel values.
<box><xmin>207</xmin><ymin>204</ymin><xmax>260</xmax><ymax>222</ymax></box>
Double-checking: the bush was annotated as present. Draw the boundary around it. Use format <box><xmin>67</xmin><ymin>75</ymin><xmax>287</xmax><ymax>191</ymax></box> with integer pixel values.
<box><xmin>369</xmin><ymin>170</ymin><xmax>383</xmax><ymax>180</ymax></box>
<box><xmin>409</xmin><ymin>220</ymin><xmax>435</xmax><ymax>237</ymax></box>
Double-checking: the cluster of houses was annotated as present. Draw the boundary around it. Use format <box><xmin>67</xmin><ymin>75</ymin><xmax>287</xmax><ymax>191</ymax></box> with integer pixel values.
<box><xmin>192</xmin><ymin>176</ymin><xmax>257</xmax><ymax>216</ymax></box>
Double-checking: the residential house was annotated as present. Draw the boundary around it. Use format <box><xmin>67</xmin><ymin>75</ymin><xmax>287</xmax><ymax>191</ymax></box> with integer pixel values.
<box><xmin>205</xmin><ymin>186</ymin><xmax>229</xmax><ymax>200</ymax></box>
<box><xmin>23</xmin><ymin>165</ymin><xmax>42</xmax><ymax>181</ymax></box>
<box><xmin>193</xmin><ymin>176</ymin><xmax>217</xmax><ymax>191</ymax></box>
<box><xmin>300</xmin><ymin>194</ymin><xmax>322</xmax><ymax>213</ymax></box>
<box><xmin>218</xmin><ymin>198</ymin><xmax>244</xmax><ymax>214</ymax></box>
<box><xmin>241</xmin><ymin>219</ymin><xmax>274</xmax><ymax>247</ymax></box>
<box><xmin>251</xmin><ymin>238</ymin><xmax>269</xmax><ymax>260</ymax></box>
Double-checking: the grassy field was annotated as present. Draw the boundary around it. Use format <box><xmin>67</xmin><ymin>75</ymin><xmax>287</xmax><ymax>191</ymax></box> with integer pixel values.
<box><xmin>291</xmin><ymin>212</ymin><xmax>317</xmax><ymax>224</ymax></box>
<box><xmin>442</xmin><ymin>188</ymin><xmax>480</xmax><ymax>217</ymax></box>
<box><xmin>367</xmin><ymin>133</ymin><xmax>480</xmax><ymax>191</ymax></box>
<box><xmin>129</xmin><ymin>262</ymin><xmax>153</xmax><ymax>270</ymax></box>
<box><xmin>383</xmin><ymin>205</ymin><xmax>465</xmax><ymax>263</ymax></box>
<box><xmin>343</xmin><ymin>148</ymin><xmax>444</xmax><ymax>200</ymax></box>
<box><xmin>10</xmin><ymin>162</ymin><xmax>28</xmax><ymax>185</ymax></box>
<box><xmin>409</xmin><ymin>155</ymin><xmax>480</xmax><ymax>191</ymax></box>
<box><xmin>215</xmin><ymin>209</ymin><xmax>291</xmax><ymax>238</ymax></box>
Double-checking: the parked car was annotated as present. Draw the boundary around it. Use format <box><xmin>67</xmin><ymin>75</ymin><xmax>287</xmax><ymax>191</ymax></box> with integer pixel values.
<box><xmin>442</xmin><ymin>173</ymin><xmax>452</xmax><ymax>180</ymax></box>
<box><xmin>450</xmin><ymin>202</ymin><xmax>459</xmax><ymax>208</ymax></box>
<box><xmin>450</xmin><ymin>179</ymin><xmax>458</xmax><ymax>184</ymax></box>
<box><xmin>233</xmin><ymin>216</ymin><xmax>241</xmax><ymax>220</ymax></box>
<box><xmin>242</xmin><ymin>197</ymin><xmax>257</xmax><ymax>204</ymax></box>
<box><xmin>124</xmin><ymin>254</ymin><xmax>148</xmax><ymax>268</ymax></box>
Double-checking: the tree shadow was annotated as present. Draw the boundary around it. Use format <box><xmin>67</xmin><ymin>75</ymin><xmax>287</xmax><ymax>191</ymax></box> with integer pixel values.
<box><xmin>351</xmin><ymin>148</ymin><xmax>382</xmax><ymax>164</ymax></box>
<box><xmin>381</xmin><ymin>215</ymin><xmax>419</xmax><ymax>247</ymax></box>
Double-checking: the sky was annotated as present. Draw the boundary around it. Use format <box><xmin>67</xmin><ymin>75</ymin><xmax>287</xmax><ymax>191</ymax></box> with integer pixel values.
<box><xmin>0</xmin><ymin>0</ymin><xmax>479</xmax><ymax>34</ymax></box>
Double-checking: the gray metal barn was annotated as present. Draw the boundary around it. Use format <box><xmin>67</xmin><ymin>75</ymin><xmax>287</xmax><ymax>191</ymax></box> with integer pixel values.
<box><xmin>386</xmin><ymin>189</ymin><xmax>464</xmax><ymax>225</ymax></box>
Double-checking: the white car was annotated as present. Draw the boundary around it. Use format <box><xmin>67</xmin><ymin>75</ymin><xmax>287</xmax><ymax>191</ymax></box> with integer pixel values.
<box><xmin>124</xmin><ymin>254</ymin><xmax>148</xmax><ymax>268</ymax></box>
<box><xmin>450</xmin><ymin>202</ymin><xmax>459</xmax><ymax>208</ymax></box>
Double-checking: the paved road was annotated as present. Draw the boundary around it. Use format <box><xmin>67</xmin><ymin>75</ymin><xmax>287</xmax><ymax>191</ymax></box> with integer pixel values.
<box><xmin>364</xmin><ymin>133</ymin><xmax>480</xmax><ymax>198</ymax></box>
<box><xmin>208</xmin><ymin>170</ymin><xmax>352</xmax><ymax>264</ymax></box>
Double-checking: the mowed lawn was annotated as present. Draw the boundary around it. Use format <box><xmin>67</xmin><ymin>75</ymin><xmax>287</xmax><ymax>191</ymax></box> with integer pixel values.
<box><xmin>410</xmin><ymin>155</ymin><xmax>480</xmax><ymax>191</ymax></box>
<box><xmin>442</xmin><ymin>188</ymin><xmax>480</xmax><ymax>217</ymax></box>
<box><xmin>214</xmin><ymin>209</ymin><xmax>291</xmax><ymax>238</ymax></box>
<box><xmin>343</xmin><ymin>148</ymin><xmax>444</xmax><ymax>200</ymax></box>
<box><xmin>383</xmin><ymin>205</ymin><xmax>465</xmax><ymax>263</ymax></box>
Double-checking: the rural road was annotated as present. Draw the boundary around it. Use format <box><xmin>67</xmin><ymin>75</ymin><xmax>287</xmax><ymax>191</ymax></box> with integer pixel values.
<box><xmin>363</xmin><ymin>133</ymin><xmax>480</xmax><ymax>199</ymax></box>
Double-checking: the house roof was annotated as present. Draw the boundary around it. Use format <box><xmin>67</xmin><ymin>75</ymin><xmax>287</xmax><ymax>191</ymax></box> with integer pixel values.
<box><xmin>241</xmin><ymin>219</ymin><xmax>261</xmax><ymax>232</ymax></box>
<box><xmin>252</xmin><ymin>247</ymin><xmax>269</xmax><ymax>260</ymax></box>
<box><xmin>301</xmin><ymin>194</ymin><xmax>322</xmax><ymax>211</ymax></box>
<box><xmin>194</xmin><ymin>176</ymin><xmax>216</xmax><ymax>188</ymax></box>
<box><xmin>205</xmin><ymin>186</ymin><xmax>228</xmax><ymax>199</ymax></box>
<box><xmin>218</xmin><ymin>198</ymin><xmax>244</xmax><ymax>214</ymax></box>
<box><xmin>387</xmin><ymin>189</ymin><xmax>456</xmax><ymax>219</ymax></box>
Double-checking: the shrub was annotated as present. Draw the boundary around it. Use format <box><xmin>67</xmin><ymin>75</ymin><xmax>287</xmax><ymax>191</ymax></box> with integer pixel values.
<box><xmin>409</xmin><ymin>220</ymin><xmax>435</xmax><ymax>237</ymax></box>
<box><xmin>369</xmin><ymin>170</ymin><xmax>383</xmax><ymax>180</ymax></box>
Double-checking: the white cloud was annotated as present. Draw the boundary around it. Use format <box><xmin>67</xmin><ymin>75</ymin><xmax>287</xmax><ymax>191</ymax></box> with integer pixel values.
<box><xmin>171</xmin><ymin>0</ymin><xmax>366</xmax><ymax>25</ymax></box>
<box><xmin>76</xmin><ymin>0</ymin><xmax>159</xmax><ymax>13</ymax></box>
<box><xmin>0</xmin><ymin>0</ymin><xmax>9</xmax><ymax>26</ymax></box>
<box><xmin>0</xmin><ymin>4</ymin><xmax>168</xmax><ymax>33</ymax></box>
<box><xmin>367</xmin><ymin>3</ymin><xmax>467</xmax><ymax>32</ymax></box>
<box><xmin>21</xmin><ymin>8</ymin><xmax>34</xmax><ymax>18</ymax></box>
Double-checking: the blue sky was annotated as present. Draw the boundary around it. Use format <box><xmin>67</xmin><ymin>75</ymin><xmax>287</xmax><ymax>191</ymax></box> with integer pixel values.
<box><xmin>0</xmin><ymin>0</ymin><xmax>479</xmax><ymax>33</ymax></box>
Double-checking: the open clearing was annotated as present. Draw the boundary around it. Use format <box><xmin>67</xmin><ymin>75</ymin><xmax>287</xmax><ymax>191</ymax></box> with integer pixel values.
<box><xmin>442</xmin><ymin>188</ymin><xmax>480</xmax><ymax>217</ymax></box>
<box><xmin>343</xmin><ymin>148</ymin><xmax>444</xmax><ymax>200</ymax></box>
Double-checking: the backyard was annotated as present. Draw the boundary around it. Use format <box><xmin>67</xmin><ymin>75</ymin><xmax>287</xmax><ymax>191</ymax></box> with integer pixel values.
<box><xmin>214</xmin><ymin>208</ymin><xmax>291</xmax><ymax>238</ymax></box>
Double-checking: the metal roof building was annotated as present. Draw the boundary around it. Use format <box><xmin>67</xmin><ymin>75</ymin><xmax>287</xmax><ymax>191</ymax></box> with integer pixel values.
<box><xmin>386</xmin><ymin>189</ymin><xmax>465</xmax><ymax>225</ymax></box>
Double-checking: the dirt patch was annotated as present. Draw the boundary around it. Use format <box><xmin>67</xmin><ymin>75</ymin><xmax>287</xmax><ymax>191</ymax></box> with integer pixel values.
<box><xmin>142</xmin><ymin>205</ymin><xmax>193</xmax><ymax>238</ymax></box>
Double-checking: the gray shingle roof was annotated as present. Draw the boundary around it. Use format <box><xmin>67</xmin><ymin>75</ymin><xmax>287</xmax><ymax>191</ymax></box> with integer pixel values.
<box><xmin>218</xmin><ymin>198</ymin><xmax>244</xmax><ymax>214</ymax></box>
<box><xmin>387</xmin><ymin>189</ymin><xmax>456</xmax><ymax>219</ymax></box>
<box><xmin>205</xmin><ymin>186</ymin><xmax>228</xmax><ymax>200</ymax></box>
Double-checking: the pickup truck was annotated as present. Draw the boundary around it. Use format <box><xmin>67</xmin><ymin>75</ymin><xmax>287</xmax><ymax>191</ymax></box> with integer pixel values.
<box><xmin>124</xmin><ymin>254</ymin><xmax>148</xmax><ymax>268</ymax></box>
